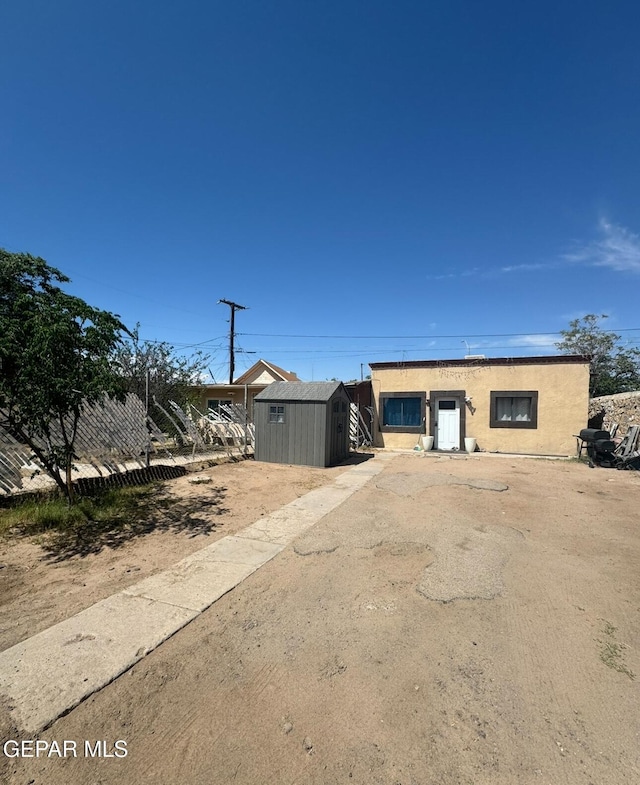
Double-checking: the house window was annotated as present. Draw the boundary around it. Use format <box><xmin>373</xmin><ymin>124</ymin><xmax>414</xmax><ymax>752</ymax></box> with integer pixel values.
<box><xmin>207</xmin><ymin>399</ymin><xmax>231</xmax><ymax>412</ymax></box>
<box><xmin>269</xmin><ymin>405</ymin><xmax>286</xmax><ymax>424</ymax></box>
<box><xmin>490</xmin><ymin>391</ymin><xmax>538</xmax><ymax>429</ymax></box>
<box><xmin>379</xmin><ymin>392</ymin><xmax>425</xmax><ymax>433</ymax></box>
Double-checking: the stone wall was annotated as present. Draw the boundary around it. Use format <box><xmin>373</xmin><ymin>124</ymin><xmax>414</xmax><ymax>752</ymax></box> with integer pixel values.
<box><xmin>588</xmin><ymin>391</ymin><xmax>640</xmax><ymax>436</ymax></box>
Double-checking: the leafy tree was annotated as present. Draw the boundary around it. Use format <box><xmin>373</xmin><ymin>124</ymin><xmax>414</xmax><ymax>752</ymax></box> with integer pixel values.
<box><xmin>112</xmin><ymin>326</ymin><xmax>209</xmax><ymax>436</ymax></box>
<box><xmin>0</xmin><ymin>249</ymin><xmax>128</xmax><ymax>501</ymax></box>
<box><xmin>555</xmin><ymin>314</ymin><xmax>640</xmax><ymax>397</ymax></box>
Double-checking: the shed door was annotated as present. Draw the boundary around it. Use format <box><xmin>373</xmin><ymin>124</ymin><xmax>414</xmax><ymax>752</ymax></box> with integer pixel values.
<box><xmin>436</xmin><ymin>399</ymin><xmax>460</xmax><ymax>450</ymax></box>
<box><xmin>330</xmin><ymin>400</ymin><xmax>348</xmax><ymax>463</ymax></box>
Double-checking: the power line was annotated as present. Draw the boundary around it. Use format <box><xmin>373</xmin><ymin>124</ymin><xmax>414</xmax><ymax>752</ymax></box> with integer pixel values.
<box><xmin>137</xmin><ymin>335</ymin><xmax>227</xmax><ymax>350</ymax></box>
<box><xmin>63</xmin><ymin>267</ymin><xmax>218</xmax><ymax>322</ymax></box>
<box><xmin>235</xmin><ymin>345</ymin><xmax>558</xmax><ymax>355</ymax></box>
<box><xmin>134</xmin><ymin>328</ymin><xmax>640</xmax><ymax>355</ymax></box>
<box><xmin>239</xmin><ymin>328</ymin><xmax>640</xmax><ymax>340</ymax></box>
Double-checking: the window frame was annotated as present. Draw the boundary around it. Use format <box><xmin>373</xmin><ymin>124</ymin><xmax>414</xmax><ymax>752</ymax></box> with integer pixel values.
<box><xmin>207</xmin><ymin>398</ymin><xmax>232</xmax><ymax>411</ymax></box>
<box><xmin>490</xmin><ymin>391</ymin><xmax>538</xmax><ymax>429</ymax></box>
<box><xmin>268</xmin><ymin>404</ymin><xmax>286</xmax><ymax>424</ymax></box>
<box><xmin>379</xmin><ymin>391</ymin><xmax>425</xmax><ymax>434</ymax></box>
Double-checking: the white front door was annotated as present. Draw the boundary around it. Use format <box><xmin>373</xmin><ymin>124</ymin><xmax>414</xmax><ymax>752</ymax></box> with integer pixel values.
<box><xmin>436</xmin><ymin>399</ymin><xmax>460</xmax><ymax>450</ymax></box>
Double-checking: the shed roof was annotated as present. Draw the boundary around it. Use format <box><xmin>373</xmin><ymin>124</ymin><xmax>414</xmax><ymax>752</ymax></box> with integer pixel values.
<box><xmin>254</xmin><ymin>381</ymin><xmax>344</xmax><ymax>402</ymax></box>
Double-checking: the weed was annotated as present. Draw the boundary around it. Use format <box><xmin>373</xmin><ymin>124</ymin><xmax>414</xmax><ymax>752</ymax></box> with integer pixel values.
<box><xmin>0</xmin><ymin>481</ymin><xmax>227</xmax><ymax>560</ymax></box>
<box><xmin>0</xmin><ymin>485</ymin><xmax>159</xmax><ymax>539</ymax></box>
<box><xmin>597</xmin><ymin>620</ymin><xmax>635</xmax><ymax>680</ymax></box>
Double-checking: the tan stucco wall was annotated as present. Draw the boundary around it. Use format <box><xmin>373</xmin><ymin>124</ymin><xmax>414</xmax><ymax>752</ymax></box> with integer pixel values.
<box><xmin>196</xmin><ymin>387</ymin><xmax>261</xmax><ymax>415</ymax></box>
<box><xmin>371</xmin><ymin>361</ymin><xmax>590</xmax><ymax>455</ymax></box>
<box><xmin>252</xmin><ymin>370</ymin><xmax>278</xmax><ymax>384</ymax></box>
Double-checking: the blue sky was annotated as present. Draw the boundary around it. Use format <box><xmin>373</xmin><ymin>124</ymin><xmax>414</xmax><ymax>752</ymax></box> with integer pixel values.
<box><xmin>2</xmin><ymin>0</ymin><xmax>639</xmax><ymax>382</ymax></box>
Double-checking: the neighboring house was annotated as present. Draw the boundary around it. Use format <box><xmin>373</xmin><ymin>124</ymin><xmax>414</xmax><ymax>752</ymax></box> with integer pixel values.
<box><xmin>254</xmin><ymin>381</ymin><xmax>350</xmax><ymax>467</ymax></box>
<box><xmin>344</xmin><ymin>380</ymin><xmax>374</xmax><ymax>445</ymax></box>
<box><xmin>369</xmin><ymin>355</ymin><xmax>590</xmax><ymax>456</ymax></box>
<box><xmin>194</xmin><ymin>359</ymin><xmax>300</xmax><ymax>417</ymax></box>
<box><xmin>344</xmin><ymin>380</ymin><xmax>373</xmax><ymax>412</ymax></box>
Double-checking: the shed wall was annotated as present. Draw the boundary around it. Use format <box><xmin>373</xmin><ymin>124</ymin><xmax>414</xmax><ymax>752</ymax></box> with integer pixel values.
<box><xmin>255</xmin><ymin>400</ymin><xmax>328</xmax><ymax>466</ymax></box>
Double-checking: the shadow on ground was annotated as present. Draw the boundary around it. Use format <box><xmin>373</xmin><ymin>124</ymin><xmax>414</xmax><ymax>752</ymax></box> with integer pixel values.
<box><xmin>342</xmin><ymin>452</ymin><xmax>376</xmax><ymax>465</ymax></box>
<box><xmin>38</xmin><ymin>483</ymin><xmax>229</xmax><ymax>562</ymax></box>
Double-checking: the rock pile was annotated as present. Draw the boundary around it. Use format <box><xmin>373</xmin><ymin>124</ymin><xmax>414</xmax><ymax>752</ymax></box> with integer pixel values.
<box><xmin>588</xmin><ymin>391</ymin><xmax>640</xmax><ymax>436</ymax></box>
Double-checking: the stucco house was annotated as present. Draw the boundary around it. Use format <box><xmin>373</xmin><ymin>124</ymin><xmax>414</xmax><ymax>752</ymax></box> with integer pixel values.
<box><xmin>369</xmin><ymin>355</ymin><xmax>589</xmax><ymax>456</ymax></box>
<box><xmin>195</xmin><ymin>359</ymin><xmax>300</xmax><ymax>417</ymax></box>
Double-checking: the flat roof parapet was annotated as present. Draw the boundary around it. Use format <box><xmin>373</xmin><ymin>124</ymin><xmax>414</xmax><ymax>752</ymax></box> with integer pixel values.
<box><xmin>369</xmin><ymin>354</ymin><xmax>589</xmax><ymax>370</ymax></box>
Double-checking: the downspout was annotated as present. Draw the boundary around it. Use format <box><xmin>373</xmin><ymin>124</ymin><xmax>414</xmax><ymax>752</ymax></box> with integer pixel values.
<box><xmin>244</xmin><ymin>384</ymin><xmax>248</xmax><ymax>455</ymax></box>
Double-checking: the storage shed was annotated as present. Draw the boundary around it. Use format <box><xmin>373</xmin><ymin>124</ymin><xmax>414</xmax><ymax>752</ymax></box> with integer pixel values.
<box><xmin>254</xmin><ymin>381</ymin><xmax>350</xmax><ymax>467</ymax></box>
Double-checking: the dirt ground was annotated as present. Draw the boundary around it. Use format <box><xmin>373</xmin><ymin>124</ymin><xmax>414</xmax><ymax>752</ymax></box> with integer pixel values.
<box><xmin>0</xmin><ymin>457</ymin><xmax>352</xmax><ymax>653</ymax></box>
<box><xmin>2</xmin><ymin>452</ymin><xmax>640</xmax><ymax>784</ymax></box>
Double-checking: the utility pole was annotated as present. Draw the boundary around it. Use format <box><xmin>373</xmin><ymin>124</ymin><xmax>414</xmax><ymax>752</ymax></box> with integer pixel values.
<box><xmin>218</xmin><ymin>299</ymin><xmax>247</xmax><ymax>384</ymax></box>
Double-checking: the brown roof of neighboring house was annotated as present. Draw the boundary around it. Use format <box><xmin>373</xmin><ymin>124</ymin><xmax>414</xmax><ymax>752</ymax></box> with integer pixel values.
<box><xmin>234</xmin><ymin>358</ymin><xmax>300</xmax><ymax>384</ymax></box>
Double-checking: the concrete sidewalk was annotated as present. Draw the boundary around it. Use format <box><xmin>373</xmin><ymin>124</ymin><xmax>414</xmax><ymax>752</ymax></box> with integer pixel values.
<box><xmin>0</xmin><ymin>453</ymin><xmax>394</xmax><ymax>734</ymax></box>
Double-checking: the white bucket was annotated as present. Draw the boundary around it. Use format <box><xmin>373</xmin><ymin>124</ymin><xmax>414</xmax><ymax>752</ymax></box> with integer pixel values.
<box><xmin>464</xmin><ymin>437</ymin><xmax>477</xmax><ymax>453</ymax></box>
<box><xmin>422</xmin><ymin>435</ymin><xmax>434</xmax><ymax>451</ymax></box>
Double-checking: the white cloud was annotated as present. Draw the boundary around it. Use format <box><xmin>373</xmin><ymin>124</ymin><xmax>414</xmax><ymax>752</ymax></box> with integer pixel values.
<box><xmin>564</xmin><ymin>218</ymin><xmax>640</xmax><ymax>273</ymax></box>
<box><xmin>426</xmin><ymin>263</ymin><xmax>550</xmax><ymax>281</ymax></box>
<box><xmin>466</xmin><ymin>335</ymin><xmax>558</xmax><ymax>353</ymax></box>
<box><xmin>426</xmin><ymin>218</ymin><xmax>640</xmax><ymax>281</ymax></box>
<box><xmin>509</xmin><ymin>334</ymin><xmax>557</xmax><ymax>350</ymax></box>
<box><xmin>499</xmin><ymin>263</ymin><xmax>550</xmax><ymax>273</ymax></box>
<box><xmin>426</xmin><ymin>268</ymin><xmax>481</xmax><ymax>281</ymax></box>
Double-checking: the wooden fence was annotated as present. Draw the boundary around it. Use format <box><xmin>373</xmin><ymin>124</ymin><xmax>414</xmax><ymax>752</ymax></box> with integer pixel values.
<box><xmin>0</xmin><ymin>395</ymin><xmax>254</xmax><ymax>497</ymax></box>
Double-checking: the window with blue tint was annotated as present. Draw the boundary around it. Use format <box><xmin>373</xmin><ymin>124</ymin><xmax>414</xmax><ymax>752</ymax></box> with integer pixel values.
<box><xmin>381</xmin><ymin>395</ymin><xmax>423</xmax><ymax>429</ymax></box>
